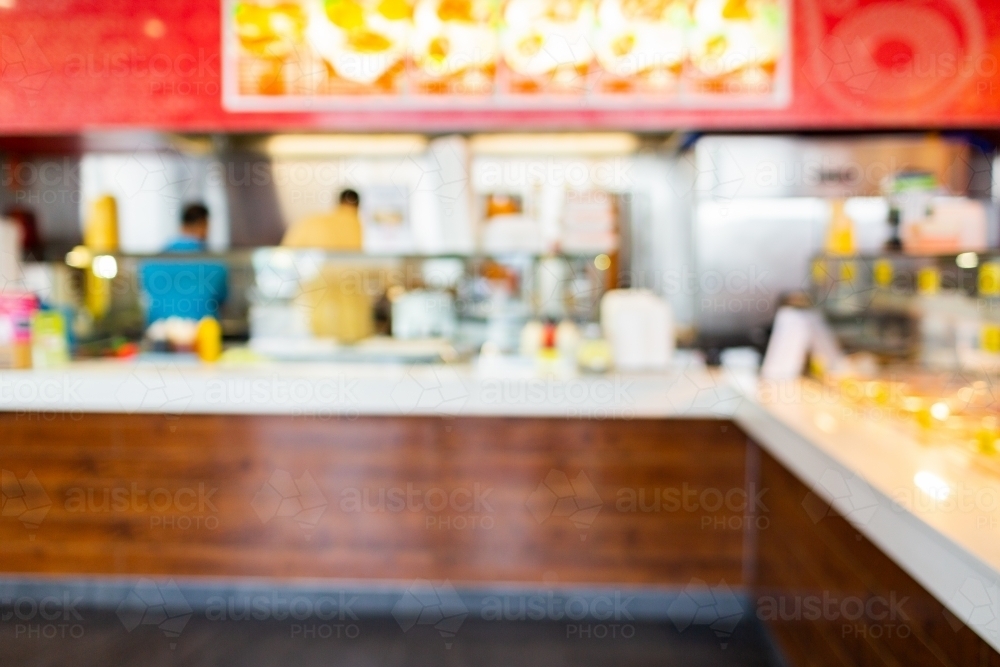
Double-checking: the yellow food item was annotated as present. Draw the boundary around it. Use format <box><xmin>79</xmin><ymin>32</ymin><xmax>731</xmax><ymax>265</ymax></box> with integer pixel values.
<box><xmin>438</xmin><ymin>0</ymin><xmax>473</xmax><ymax>21</ymax></box>
<box><xmin>917</xmin><ymin>267</ymin><xmax>940</xmax><ymax>296</ymax></box>
<box><xmin>705</xmin><ymin>34</ymin><xmax>728</xmax><ymax>57</ymax></box>
<box><xmin>721</xmin><ymin>0</ymin><xmax>752</xmax><ymax>20</ymax></box>
<box><xmin>546</xmin><ymin>0</ymin><xmax>586</xmax><ymax>21</ymax></box>
<box><xmin>611</xmin><ymin>34</ymin><xmax>636</xmax><ymax>57</ymax></box>
<box><xmin>873</xmin><ymin>259</ymin><xmax>893</xmax><ymax>288</ymax></box>
<box><xmin>977</xmin><ymin>418</ymin><xmax>999</xmax><ymax>454</ymax></box>
<box><xmin>916</xmin><ymin>407</ymin><xmax>934</xmax><ymax>430</ymax></box>
<box><xmin>979</xmin><ymin>262</ymin><xmax>1000</xmax><ymax>296</ymax></box>
<box><xmin>235</xmin><ymin>2</ymin><xmax>307</xmax><ymax>56</ymax></box>
<box><xmin>838</xmin><ymin>260</ymin><xmax>856</xmax><ymax>283</ymax></box>
<box><xmin>428</xmin><ymin>36</ymin><xmax>450</xmax><ymax>61</ymax></box>
<box><xmin>865</xmin><ymin>381</ymin><xmax>891</xmax><ymax>406</ymax></box>
<box><xmin>518</xmin><ymin>33</ymin><xmax>544</xmax><ymax>57</ymax></box>
<box><xmin>348</xmin><ymin>29</ymin><xmax>394</xmax><ymax>52</ymax></box>
<box><xmin>982</xmin><ymin>324</ymin><xmax>1000</xmax><ymax>354</ymax></box>
<box><xmin>976</xmin><ymin>429</ymin><xmax>998</xmax><ymax>454</ymax></box>
<box><xmin>378</xmin><ymin>0</ymin><xmax>413</xmax><ymax>20</ymax></box>
<box><xmin>811</xmin><ymin>259</ymin><xmax>828</xmax><ymax>285</ymax></box>
<box><xmin>326</xmin><ymin>0</ymin><xmax>366</xmax><ymax>30</ymax></box>
<box><xmin>621</xmin><ymin>0</ymin><xmax>674</xmax><ymax>20</ymax></box>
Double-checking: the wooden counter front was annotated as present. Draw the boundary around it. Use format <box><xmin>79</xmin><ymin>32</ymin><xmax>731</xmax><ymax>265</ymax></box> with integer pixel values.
<box><xmin>0</xmin><ymin>414</ymin><xmax>749</xmax><ymax>586</ymax></box>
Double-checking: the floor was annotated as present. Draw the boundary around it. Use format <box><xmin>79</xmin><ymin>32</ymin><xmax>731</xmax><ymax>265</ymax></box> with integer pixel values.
<box><xmin>0</xmin><ymin>580</ymin><xmax>785</xmax><ymax>667</ymax></box>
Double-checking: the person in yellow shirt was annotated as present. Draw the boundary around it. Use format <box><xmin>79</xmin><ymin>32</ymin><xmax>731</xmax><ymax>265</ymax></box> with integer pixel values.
<box><xmin>282</xmin><ymin>189</ymin><xmax>363</xmax><ymax>250</ymax></box>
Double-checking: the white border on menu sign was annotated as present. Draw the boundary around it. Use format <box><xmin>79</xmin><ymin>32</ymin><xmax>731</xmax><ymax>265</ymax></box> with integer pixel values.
<box><xmin>221</xmin><ymin>0</ymin><xmax>792</xmax><ymax>113</ymax></box>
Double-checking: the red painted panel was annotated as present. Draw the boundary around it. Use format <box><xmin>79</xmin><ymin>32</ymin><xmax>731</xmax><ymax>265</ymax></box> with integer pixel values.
<box><xmin>0</xmin><ymin>0</ymin><xmax>999</xmax><ymax>133</ymax></box>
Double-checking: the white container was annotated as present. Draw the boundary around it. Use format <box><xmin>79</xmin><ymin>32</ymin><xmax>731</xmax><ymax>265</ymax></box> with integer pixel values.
<box><xmin>600</xmin><ymin>289</ymin><xmax>674</xmax><ymax>371</ymax></box>
<box><xmin>391</xmin><ymin>290</ymin><xmax>456</xmax><ymax>340</ymax></box>
<box><xmin>0</xmin><ymin>219</ymin><xmax>23</xmax><ymax>291</ymax></box>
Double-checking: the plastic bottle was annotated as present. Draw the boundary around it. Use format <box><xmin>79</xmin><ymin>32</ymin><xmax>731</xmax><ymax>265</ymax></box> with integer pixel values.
<box><xmin>825</xmin><ymin>199</ymin><xmax>856</xmax><ymax>256</ymax></box>
<box><xmin>83</xmin><ymin>195</ymin><xmax>119</xmax><ymax>252</ymax></box>
<box><xmin>196</xmin><ymin>316</ymin><xmax>222</xmax><ymax>362</ymax></box>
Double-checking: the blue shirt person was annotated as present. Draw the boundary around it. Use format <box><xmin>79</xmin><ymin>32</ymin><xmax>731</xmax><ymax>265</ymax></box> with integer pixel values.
<box><xmin>164</xmin><ymin>203</ymin><xmax>209</xmax><ymax>253</ymax></box>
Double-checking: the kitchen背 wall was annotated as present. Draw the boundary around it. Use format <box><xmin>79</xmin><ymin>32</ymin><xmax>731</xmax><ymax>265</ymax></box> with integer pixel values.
<box><xmin>5</xmin><ymin>131</ymin><xmax>998</xmax><ymax>341</ymax></box>
<box><xmin>0</xmin><ymin>133</ymin><xmax>704</xmax><ymax>330</ymax></box>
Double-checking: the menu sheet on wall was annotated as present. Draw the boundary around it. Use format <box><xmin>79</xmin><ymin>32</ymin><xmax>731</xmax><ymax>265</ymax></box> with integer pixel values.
<box><xmin>223</xmin><ymin>0</ymin><xmax>789</xmax><ymax>110</ymax></box>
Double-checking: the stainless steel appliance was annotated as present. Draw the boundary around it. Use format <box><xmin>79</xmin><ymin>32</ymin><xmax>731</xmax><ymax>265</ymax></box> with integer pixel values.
<box><xmin>688</xmin><ymin>134</ymin><xmax>988</xmax><ymax>347</ymax></box>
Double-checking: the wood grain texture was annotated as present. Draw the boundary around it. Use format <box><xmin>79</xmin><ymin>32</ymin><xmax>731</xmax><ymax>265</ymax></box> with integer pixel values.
<box><xmin>8</xmin><ymin>411</ymin><xmax>996</xmax><ymax>663</ymax></box>
<box><xmin>753</xmin><ymin>446</ymin><xmax>999</xmax><ymax>667</ymax></box>
<box><xmin>0</xmin><ymin>414</ymin><xmax>747</xmax><ymax>586</ymax></box>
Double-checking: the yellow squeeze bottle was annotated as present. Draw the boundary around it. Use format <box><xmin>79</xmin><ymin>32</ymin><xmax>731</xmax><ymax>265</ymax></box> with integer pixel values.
<box><xmin>825</xmin><ymin>199</ymin><xmax>856</xmax><ymax>256</ymax></box>
<box><xmin>84</xmin><ymin>195</ymin><xmax>119</xmax><ymax>252</ymax></box>
<box><xmin>196</xmin><ymin>316</ymin><xmax>223</xmax><ymax>362</ymax></box>
<box><xmin>82</xmin><ymin>195</ymin><xmax>119</xmax><ymax>319</ymax></box>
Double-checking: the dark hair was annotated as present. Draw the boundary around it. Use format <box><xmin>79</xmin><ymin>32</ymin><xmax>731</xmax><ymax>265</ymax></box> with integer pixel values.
<box><xmin>182</xmin><ymin>203</ymin><xmax>209</xmax><ymax>226</ymax></box>
<box><xmin>339</xmin><ymin>189</ymin><xmax>360</xmax><ymax>206</ymax></box>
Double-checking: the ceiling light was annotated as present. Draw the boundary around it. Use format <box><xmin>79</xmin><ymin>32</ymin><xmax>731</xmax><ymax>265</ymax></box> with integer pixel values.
<box><xmin>263</xmin><ymin>134</ymin><xmax>428</xmax><ymax>157</ymax></box>
<box><xmin>470</xmin><ymin>133</ymin><xmax>640</xmax><ymax>156</ymax></box>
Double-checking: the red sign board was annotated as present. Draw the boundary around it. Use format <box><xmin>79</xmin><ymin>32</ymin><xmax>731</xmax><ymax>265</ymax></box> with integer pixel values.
<box><xmin>0</xmin><ymin>0</ymin><xmax>998</xmax><ymax>132</ymax></box>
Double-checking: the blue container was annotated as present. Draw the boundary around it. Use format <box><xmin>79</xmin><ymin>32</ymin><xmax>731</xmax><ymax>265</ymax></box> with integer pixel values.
<box><xmin>138</xmin><ymin>260</ymin><xmax>228</xmax><ymax>325</ymax></box>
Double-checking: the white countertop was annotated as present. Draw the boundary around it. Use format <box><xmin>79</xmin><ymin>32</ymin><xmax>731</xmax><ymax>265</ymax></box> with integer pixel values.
<box><xmin>0</xmin><ymin>351</ymin><xmax>743</xmax><ymax>419</ymax></box>
<box><xmin>736</xmin><ymin>382</ymin><xmax>1000</xmax><ymax>652</ymax></box>
<box><xmin>2</xmin><ymin>353</ymin><xmax>1000</xmax><ymax>651</ymax></box>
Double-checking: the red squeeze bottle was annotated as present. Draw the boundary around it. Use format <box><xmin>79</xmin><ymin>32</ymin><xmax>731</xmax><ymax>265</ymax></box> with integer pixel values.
<box><xmin>542</xmin><ymin>321</ymin><xmax>557</xmax><ymax>349</ymax></box>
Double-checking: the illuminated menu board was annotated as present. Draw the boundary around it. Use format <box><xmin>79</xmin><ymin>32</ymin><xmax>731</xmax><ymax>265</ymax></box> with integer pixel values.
<box><xmin>223</xmin><ymin>0</ymin><xmax>789</xmax><ymax>110</ymax></box>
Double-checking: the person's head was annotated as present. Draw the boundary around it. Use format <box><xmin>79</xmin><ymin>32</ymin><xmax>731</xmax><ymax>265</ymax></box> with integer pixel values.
<box><xmin>181</xmin><ymin>203</ymin><xmax>209</xmax><ymax>241</ymax></box>
<box><xmin>338</xmin><ymin>189</ymin><xmax>360</xmax><ymax>209</ymax></box>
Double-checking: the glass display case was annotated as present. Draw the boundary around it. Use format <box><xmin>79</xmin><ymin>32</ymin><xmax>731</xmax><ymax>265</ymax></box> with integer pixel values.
<box><xmin>26</xmin><ymin>248</ymin><xmax>615</xmax><ymax>362</ymax></box>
